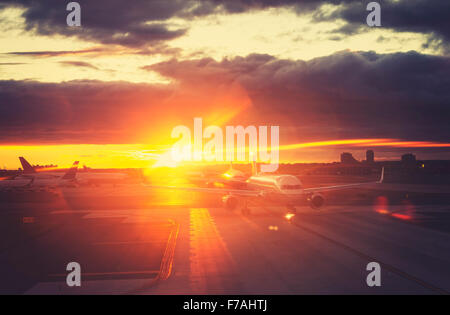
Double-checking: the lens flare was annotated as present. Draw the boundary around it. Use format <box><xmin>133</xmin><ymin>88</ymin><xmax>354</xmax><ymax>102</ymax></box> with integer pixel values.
<box><xmin>279</xmin><ymin>139</ymin><xmax>450</xmax><ymax>151</ymax></box>
<box><xmin>285</xmin><ymin>213</ymin><xmax>295</xmax><ymax>220</ymax></box>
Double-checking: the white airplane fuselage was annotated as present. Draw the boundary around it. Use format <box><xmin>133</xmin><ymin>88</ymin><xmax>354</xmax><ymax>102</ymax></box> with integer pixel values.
<box><xmin>246</xmin><ymin>174</ymin><xmax>304</xmax><ymax>203</ymax></box>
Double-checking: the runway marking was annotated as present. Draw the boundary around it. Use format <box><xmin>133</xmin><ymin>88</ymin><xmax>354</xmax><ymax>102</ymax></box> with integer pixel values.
<box><xmin>44</xmin><ymin>219</ymin><xmax>179</xmax><ymax>286</ymax></box>
<box><xmin>260</xmin><ymin>207</ymin><xmax>449</xmax><ymax>295</ymax></box>
<box><xmin>158</xmin><ymin>219</ymin><xmax>179</xmax><ymax>281</ymax></box>
<box><xmin>296</xmin><ymin>223</ymin><xmax>448</xmax><ymax>294</ymax></box>
<box><xmin>189</xmin><ymin>208</ymin><xmax>237</xmax><ymax>293</ymax></box>
<box><xmin>126</xmin><ymin>219</ymin><xmax>179</xmax><ymax>293</ymax></box>
<box><xmin>19</xmin><ymin>212</ymin><xmax>180</xmax><ymax>293</ymax></box>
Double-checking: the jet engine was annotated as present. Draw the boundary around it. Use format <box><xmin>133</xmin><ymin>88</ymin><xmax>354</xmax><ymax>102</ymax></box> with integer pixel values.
<box><xmin>222</xmin><ymin>195</ymin><xmax>239</xmax><ymax>210</ymax></box>
<box><xmin>308</xmin><ymin>193</ymin><xmax>325</xmax><ymax>209</ymax></box>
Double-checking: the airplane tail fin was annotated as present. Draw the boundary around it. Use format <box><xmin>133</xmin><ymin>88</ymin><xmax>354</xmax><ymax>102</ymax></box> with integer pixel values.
<box><xmin>378</xmin><ymin>167</ymin><xmax>384</xmax><ymax>184</ymax></box>
<box><xmin>61</xmin><ymin>161</ymin><xmax>79</xmax><ymax>180</ymax></box>
<box><xmin>19</xmin><ymin>157</ymin><xmax>36</xmax><ymax>174</ymax></box>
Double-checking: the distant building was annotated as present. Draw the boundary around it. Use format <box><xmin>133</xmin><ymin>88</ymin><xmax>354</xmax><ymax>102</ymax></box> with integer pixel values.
<box><xmin>366</xmin><ymin>150</ymin><xmax>374</xmax><ymax>163</ymax></box>
<box><xmin>401</xmin><ymin>153</ymin><xmax>416</xmax><ymax>164</ymax></box>
<box><xmin>340</xmin><ymin>152</ymin><xmax>358</xmax><ymax>164</ymax></box>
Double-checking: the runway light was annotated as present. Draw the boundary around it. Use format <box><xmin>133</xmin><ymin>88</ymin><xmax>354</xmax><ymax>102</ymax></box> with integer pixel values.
<box><xmin>268</xmin><ymin>225</ymin><xmax>279</xmax><ymax>231</ymax></box>
<box><xmin>285</xmin><ymin>213</ymin><xmax>295</xmax><ymax>221</ymax></box>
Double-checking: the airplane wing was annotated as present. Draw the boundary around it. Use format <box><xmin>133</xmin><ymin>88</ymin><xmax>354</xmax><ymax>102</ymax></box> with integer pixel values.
<box><xmin>302</xmin><ymin>167</ymin><xmax>385</xmax><ymax>194</ymax></box>
<box><xmin>143</xmin><ymin>184</ymin><xmax>260</xmax><ymax>197</ymax></box>
<box><xmin>144</xmin><ymin>168</ymin><xmax>385</xmax><ymax>196</ymax></box>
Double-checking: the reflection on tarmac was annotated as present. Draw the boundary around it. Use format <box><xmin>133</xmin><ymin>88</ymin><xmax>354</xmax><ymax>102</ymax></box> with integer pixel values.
<box><xmin>189</xmin><ymin>208</ymin><xmax>239</xmax><ymax>293</ymax></box>
<box><xmin>0</xmin><ymin>183</ymin><xmax>449</xmax><ymax>294</ymax></box>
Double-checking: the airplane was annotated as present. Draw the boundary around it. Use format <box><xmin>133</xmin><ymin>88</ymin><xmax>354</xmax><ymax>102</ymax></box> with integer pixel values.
<box><xmin>29</xmin><ymin>161</ymin><xmax>79</xmax><ymax>188</ymax></box>
<box><xmin>0</xmin><ymin>161</ymin><xmax>79</xmax><ymax>191</ymax></box>
<box><xmin>19</xmin><ymin>157</ymin><xmax>129</xmax><ymax>186</ymax></box>
<box><xmin>18</xmin><ymin>156</ymin><xmax>64</xmax><ymax>180</ymax></box>
<box><xmin>145</xmin><ymin>161</ymin><xmax>385</xmax><ymax>216</ymax></box>
<box><xmin>20</xmin><ymin>156</ymin><xmax>46</xmax><ymax>175</ymax></box>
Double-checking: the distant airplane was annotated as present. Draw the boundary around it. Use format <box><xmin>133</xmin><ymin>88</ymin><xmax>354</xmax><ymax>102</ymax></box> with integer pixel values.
<box><xmin>28</xmin><ymin>161</ymin><xmax>79</xmax><ymax>188</ymax></box>
<box><xmin>18</xmin><ymin>156</ymin><xmax>64</xmax><ymax>180</ymax></box>
<box><xmin>146</xmin><ymin>161</ymin><xmax>385</xmax><ymax>215</ymax></box>
<box><xmin>19</xmin><ymin>157</ymin><xmax>129</xmax><ymax>186</ymax></box>
<box><xmin>0</xmin><ymin>161</ymin><xmax>79</xmax><ymax>191</ymax></box>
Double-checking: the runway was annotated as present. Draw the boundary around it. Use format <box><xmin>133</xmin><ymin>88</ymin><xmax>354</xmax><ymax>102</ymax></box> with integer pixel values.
<box><xmin>0</xmin><ymin>185</ymin><xmax>449</xmax><ymax>294</ymax></box>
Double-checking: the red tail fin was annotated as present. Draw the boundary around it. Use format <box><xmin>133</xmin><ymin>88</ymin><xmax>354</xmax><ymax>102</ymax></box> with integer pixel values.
<box><xmin>19</xmin><ymin>157</ymin><xmax>36</xmax><ymax>174</ymax></box>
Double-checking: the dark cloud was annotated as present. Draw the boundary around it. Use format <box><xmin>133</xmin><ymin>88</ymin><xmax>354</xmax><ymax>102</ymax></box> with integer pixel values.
<box><xmin>0</xmin><ymin>0</ymin><xmax>191</xmax><ymax>47</ymax></box>
<box><xmin>2</xmin><ymin>0</ymin><xmax>449</xmax><ymax>50</ymax></box>
<box><xmin>59</xmin><ymin>61</ymin><xmax>98</xmax><ymax>70</ymax></box>
<box><xmin>203</xmin><ymin>0</ymin><xmax>361</xmax><ymax>13</ymax></box>
<box><xmin>0</xmin><ymin>80</ymin><xmax>173</xmax><ymax>143</ymax></box>
<box><xmin>207</xmin><ymin>1</ymin><xmax>450</xmax><ymax>51</ymax></box>
<box><xmin>5</xmin><ymin>48</ymin><xmax>105</xmax><ymax>57</ymax></box>
<box><xmin>0</xmin><ymin>75</ymin><xmax>251</xmax><ymax>144</ymax></box>
<box><xmin>5</xmin><ymin>44</ymin><xmax>181</xmax><ymax>58</ymax></box>
<box><xmin>0</xmin><ymin>0</ymin><xmax>368</xmax><ymax>49</ymax></box>
<box><xmin>1</xmin><ymin>51</ymin><xmax>449</xmax><ymax>147</ymax></box>
<box><xmin>148</xmin><ymin>51</ymin><xmax>450</xmax><ymax>143</ymax></box>
<box><xmin>326</xmin><ymin>0</ymin><xmax>450</xmax><ymax>51</ymax></box>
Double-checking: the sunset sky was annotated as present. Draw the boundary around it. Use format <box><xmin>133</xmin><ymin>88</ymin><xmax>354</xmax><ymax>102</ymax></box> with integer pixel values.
<box><xmin>0</xmin><ymin>0</ymin><xmax>449</xmax><ymax>169</ymax></box>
